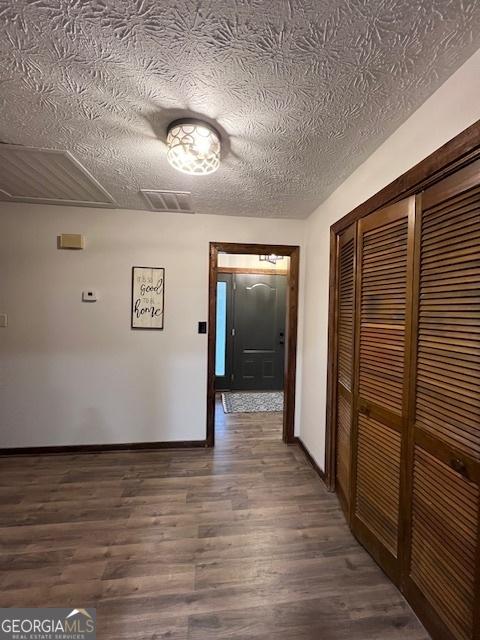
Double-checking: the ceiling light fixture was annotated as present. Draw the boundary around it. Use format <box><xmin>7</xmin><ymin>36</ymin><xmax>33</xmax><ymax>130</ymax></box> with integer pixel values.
<box><xmin>166</xmin><ymin>119</ymin><xmax>220</xmax><ymax>176</ymax></box>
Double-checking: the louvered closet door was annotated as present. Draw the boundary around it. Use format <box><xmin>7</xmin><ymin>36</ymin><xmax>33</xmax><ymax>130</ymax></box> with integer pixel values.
<box><xmin>405</xmin><ymin>160</ymin><xmax>480</xmax><ymax>640</ymax></box>
<box><xmin>335</xmin><ymin>224</ymin><xmax>356</xmax><ymax>515</ymax></box>
<box><xmin>351</xmin><ymin>196</ymin><xmax>415</xmax><ymax>583</ymax></box>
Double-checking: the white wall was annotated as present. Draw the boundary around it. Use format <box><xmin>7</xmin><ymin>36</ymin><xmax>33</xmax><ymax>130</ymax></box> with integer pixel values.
<box><xmin>300</xmin><ymin>48</ymin><xmax>480</xmax><ymax>470</ymax></box>
<box><xmin>0</xmin><ymin>204</ymin><xmax>304</xmax><ymax>447</ymax></box>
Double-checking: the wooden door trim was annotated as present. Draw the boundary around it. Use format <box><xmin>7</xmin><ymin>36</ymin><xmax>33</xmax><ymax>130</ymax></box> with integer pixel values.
<box><xmin>325</xmin><ymin>119</ymin><xmax>480</xmax><ymax>490</ymax></box>
<box><xmin>423</xmin><ymin>155</ymin><xmax>480</xmax><ymax>209</ymax></box>
<box><xmin>325</xmin><ymin>228</ymin><xmax>340</xmax><ymax>490</ymax></box>
<box><xmin>331</xmin><ymin>119</ymin><xmax>480</xmax><ymax>235</ymax></box>
<box><xmin>207</xmin><ymin>242</ymin><xmax>300</xmax><ymax>447</ymax></box>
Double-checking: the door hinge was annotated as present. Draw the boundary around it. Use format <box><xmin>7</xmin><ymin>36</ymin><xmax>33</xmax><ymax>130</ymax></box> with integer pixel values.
<box><xmin>231</xmin><ymin>327</ymin><xmax>236</xmax><ymax>336</ymax></box>
<box><xmin>230</xmin><ymin>373</ymin><xmax>234</xmax><ymax>381</ymax></box>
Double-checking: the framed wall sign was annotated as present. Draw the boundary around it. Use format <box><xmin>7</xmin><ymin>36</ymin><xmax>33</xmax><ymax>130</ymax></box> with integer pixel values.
<box><xmin>131</xmin><ymin>266</ymin><xmax>165</xmax><ymax>330</ymax></box>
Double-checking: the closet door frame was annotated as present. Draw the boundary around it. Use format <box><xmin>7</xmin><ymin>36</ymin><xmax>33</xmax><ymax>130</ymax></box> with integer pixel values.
<box><xmin>326</xmin><ymin>119</ymin><xmax>480</xmax><ymax>640</ymax></box>
<box><xmin>325</xmin><ymin>118</ymin><xmax>480</xmax><ymax>490</ymax></box>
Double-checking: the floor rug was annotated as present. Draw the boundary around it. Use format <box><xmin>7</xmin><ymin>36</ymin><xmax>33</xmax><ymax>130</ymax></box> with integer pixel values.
<box><xmin>222</xmin><ymin>391</ymin><xmax>284</xmax><ymax>413</ymax></box>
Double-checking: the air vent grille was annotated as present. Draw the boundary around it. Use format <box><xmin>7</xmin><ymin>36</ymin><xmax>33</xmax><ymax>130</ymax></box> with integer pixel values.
<box><xmin>141</xmin><ymin>190</ymin><xmax>194</xmax><ymax>213</ymax></box>
<box><xmin>0</xmin><ymin>145</ymin><xmax>115</xmax><ymax>207</ymax></box>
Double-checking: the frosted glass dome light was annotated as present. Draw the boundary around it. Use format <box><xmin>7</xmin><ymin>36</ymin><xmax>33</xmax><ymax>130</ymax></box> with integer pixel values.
<box><xmin>166</xmin><ymin>120</ymin><xmax>220</xmax><ymax>175</ymax></box>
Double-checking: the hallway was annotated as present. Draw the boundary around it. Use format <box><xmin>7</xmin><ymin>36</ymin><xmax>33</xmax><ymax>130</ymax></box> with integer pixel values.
<box><xmin>0</xmin><ymin>403</ymin><xmax>428</xmax><ymax>639</ymax></box>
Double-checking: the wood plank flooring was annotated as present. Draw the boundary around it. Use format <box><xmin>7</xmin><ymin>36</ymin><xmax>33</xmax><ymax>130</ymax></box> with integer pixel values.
<box><xmin>0</xmin><ymin>400</ymin><xmax>429</xmax><ymax>639</ymax></box>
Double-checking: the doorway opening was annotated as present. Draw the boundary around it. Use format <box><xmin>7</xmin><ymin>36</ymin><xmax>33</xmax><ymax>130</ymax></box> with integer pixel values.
<box><xmin>207</xmin><ymin>242</ymin><xmax>300</xmax><ymax>447</ymax></box>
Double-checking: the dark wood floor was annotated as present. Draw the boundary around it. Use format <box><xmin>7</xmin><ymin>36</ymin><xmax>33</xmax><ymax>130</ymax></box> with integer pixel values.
<box><xmin>0</xmin><ymin>400</ymin><xmax>428</xmax><ymax>639</ymax></box>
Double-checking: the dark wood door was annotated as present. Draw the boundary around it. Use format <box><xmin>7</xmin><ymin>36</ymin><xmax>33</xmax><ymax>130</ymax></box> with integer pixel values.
<box><xmin>403</xmin><ymin>159</ymin><xmax>480</xmax><ymax>640</ymax></box>
<box><xmin>232</xmin><ymin>273</ymin><xmax>286</xmax><ymax>391</ymax></box>
<box><xmin>351</xmin><ymin>196</ymin><xmax>415</xmax><ymax>584</ymax></box>
<box><xmin>335</xmin><ymin>224</ymin><xmax>356</xmax><ymax>517</ymax></box>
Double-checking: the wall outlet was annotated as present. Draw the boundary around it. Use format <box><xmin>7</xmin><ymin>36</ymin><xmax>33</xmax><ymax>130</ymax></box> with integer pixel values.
<box><xmin>0</xmin><ymin>313</ymin><xmax>7</xmax><ymax>327</ymax></box>
<box><xmin>82</xmin><ymin>290</ymin><xmax>97</xmax><ymax>302</ymax></box>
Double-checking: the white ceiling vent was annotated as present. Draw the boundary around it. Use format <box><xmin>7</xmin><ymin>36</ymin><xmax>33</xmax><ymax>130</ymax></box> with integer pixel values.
<box><xmin>141</xmin><ymin>190</ymin><xmax>194</xmax><ymax>213</ymax></box>
<box><xmin>0</xmin><ymin>145</ymin><xmax>115</xmax><ymax>207</ymax></box>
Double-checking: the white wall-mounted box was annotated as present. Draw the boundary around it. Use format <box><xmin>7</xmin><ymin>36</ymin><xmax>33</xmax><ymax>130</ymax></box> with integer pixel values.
<box><xmin>58</xmin><ymin>234</ymin><xmax>85</xmax><ymax>250</ymax></box>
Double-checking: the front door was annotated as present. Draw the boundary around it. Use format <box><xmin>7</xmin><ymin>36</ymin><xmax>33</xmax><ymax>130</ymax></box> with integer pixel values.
<box><xmin>232</xmin><ymin>273</ymin><xmax>286</xmax><ymax>390</ymax></box>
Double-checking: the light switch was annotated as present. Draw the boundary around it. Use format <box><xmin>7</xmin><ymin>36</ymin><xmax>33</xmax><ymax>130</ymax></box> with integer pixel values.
<box><xmin>82</xmin><ymin>290</ymin><xmax>97</xmax><ymax>302</ymax></box>
<box><xmin>0</xmin><ymin>313</ymin><xmax>7</xmax><ymax>328</ymax></box>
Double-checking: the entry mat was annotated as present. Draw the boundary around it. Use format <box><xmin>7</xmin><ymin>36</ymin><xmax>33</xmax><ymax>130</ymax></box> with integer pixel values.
<box><xmin>222</xmin><ymin>391</ymin><xmax>284</xmax><ymax>413</ymax></box>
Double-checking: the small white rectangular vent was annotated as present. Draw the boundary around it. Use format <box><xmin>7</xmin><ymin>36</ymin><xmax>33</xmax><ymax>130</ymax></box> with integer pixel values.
<box><xmin>0</xmin><ymin>145</ymin><xmax>115</xmax><ymax>207</ymax></box>
<box><xmin>141</xmin><ymin>190</ymin><xmax>194</xmax><ymax>213</ymax></box>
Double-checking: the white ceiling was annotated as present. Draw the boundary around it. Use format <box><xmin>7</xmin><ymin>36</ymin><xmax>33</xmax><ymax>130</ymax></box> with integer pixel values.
<box><xmin>0</xmin><ymin>1</ymin><xmax>479</xmax><ymax>219</ymax></box>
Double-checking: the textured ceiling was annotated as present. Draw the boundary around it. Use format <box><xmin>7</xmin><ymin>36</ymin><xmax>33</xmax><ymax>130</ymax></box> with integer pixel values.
<box><xmin>0</xmin><ymin>1</ymin><xmax>479</xmax><ymax>218</ymax></box>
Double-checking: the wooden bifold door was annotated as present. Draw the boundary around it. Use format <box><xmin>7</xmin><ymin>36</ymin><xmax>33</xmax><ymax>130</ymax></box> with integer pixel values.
<box><xmin>332</xmin><ymin>159</ymin><xmax>480</xmax><ymax>640</ymax></box>
<box><xmin>351</xmin><ymin>196</ymin><xmax>415</xmax><ymax>584</ymax></box>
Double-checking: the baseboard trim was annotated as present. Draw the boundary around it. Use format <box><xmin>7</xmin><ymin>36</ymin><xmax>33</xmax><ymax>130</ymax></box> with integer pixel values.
<box><xmin>0</xmin><ymin>440</ymin><xmax>207</xmax><ymax>456</ymax></box>
<box><xmin>294</xmin><ymin>436</ymin><xmax>326</xmax><ymax>483</ymax></box>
